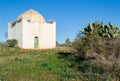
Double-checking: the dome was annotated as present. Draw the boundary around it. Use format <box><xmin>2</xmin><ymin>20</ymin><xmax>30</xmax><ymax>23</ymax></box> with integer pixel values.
<box><xmin>18</xmin><ymin>9</ymin><xmax>46</xmax><ymax>23</ymax></box>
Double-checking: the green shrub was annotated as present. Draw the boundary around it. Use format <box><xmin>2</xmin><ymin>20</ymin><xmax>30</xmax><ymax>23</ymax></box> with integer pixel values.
<box><xmin>6</xmin><ymin>39</ymin><xmax>18</xmax><ymax>47</ymax></box>
<box><xmin>1</xmin><ymin>74</ymin><xmax>7</xmax><ymax>81</ymax></box>
<box><xmin>14</xmin><ymin>57</ymin><xmax>30</xmax><ymax>63</ymax></box>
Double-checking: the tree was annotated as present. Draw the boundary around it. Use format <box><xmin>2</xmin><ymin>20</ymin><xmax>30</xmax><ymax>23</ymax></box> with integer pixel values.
<box><xmin>65</xmin><ymin>38</ymin><xmax>71</xmax><ymax>46</ymax></box>
<box><xmin>56</xmin><ymin>41</ymin><xmax>59</xmax><ymax>46</ymax></box>
<box><xmin>65</xmin><ymin>38</ymin><xmax>70</xmax><ymax>44</ymax></box>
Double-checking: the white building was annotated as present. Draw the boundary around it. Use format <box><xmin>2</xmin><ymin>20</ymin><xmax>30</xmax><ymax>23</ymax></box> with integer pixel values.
<box><xmin>8</xmin><ymin>9</ymin><xmax>56</xmax><ymax>49</ymax></box>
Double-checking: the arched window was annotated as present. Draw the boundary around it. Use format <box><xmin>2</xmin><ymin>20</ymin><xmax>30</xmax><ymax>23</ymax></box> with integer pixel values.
<box><xmin>34</xmin><ymin>36</ymin><xmax>39</xmax><ymax>48</ymax></box>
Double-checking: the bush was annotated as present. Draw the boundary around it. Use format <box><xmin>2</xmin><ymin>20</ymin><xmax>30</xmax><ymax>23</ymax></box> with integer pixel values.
<box><xmin>72</xmin><ymin>21</ymin><xmax>120</xmax><ymax>80</ymax></box>
<box><xmin>73</xmin><ymin>21</ymin><xmax>120</xmax><ymax>55</ymax></box>
<box><xmin>6</xmin><ymin>39</ymin><xmax>18</xmax><ymax>47</ymax></box>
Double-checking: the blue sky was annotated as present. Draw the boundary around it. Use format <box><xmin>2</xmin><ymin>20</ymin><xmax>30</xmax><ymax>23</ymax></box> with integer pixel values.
<box><xmin>0</xmin><ymin>0</ymin><xmax>120</xmax><ymax>43</ymax></box>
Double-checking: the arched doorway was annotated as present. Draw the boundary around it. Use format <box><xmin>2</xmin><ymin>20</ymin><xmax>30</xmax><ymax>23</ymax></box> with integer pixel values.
<box><xmin>34</xmin><ymin>36</ymin><xmax>39</xmax><ymax>48</ymax></box>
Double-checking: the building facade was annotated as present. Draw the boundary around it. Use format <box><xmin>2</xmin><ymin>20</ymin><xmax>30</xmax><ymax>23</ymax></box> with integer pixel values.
<box><xmin>8</xmin><ymin>9</ymin><xmax>56</xmax><ymax>49</ymax></box>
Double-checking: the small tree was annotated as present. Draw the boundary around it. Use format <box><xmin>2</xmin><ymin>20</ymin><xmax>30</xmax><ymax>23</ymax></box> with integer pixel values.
<box><xmin>65</xmin><ymin>38</ymin><xmax>71</xmax><ymax>46</ymax></box>
<box><xmin>65</xmin><ymin>38</ymin><xmax>70</xmax><ymax>44</ymax></box>
<box><xmin>7</xmin><ymin>39</ymin><xmax>18</xmax><ymax>47</ymax></box>
<box><xmin>56</xmin><ymin>41</ymin><xmax>60</xmax><ymax>46</ymax></box>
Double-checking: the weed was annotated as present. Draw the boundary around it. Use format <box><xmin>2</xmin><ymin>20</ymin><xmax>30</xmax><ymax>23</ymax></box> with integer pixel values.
<box><xmin>14</xmin><ymin>57</ymin><xmax>31</xmax><ymax>63</ymax></box>
<box><xmin>1</xmin><ymin>74</ymin><xmax>7</xmax><ymax>81</ymax></box>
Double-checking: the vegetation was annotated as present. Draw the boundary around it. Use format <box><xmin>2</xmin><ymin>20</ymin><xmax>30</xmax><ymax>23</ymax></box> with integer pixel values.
<box><xmin>65</xmin><ymin>38</ymin><xmax>71</xmax><ymax>46</ymax></box>
<box><xmin>56</xmin><ymin>41</ymin><xmax>60</xmax><ymax>46</ymax></box>
<box><xmin>0</xmin><ymin>43</ymin><xmax>119</xmax><ymax>81</ymax></box>
<box><xmin>60</xmin><ymin>38</ymin><xmax>73</xmax><ymax>47</ymax></box>
<box><xmin>0</xmin><ymin>45</ymin><xmax>79</xmax><ymax>81</ymax></box>
<box><xmin>83</xmin><ymin>21</ymin><xmax>120</xmax><ymax>39</ymax></box>
<box><xmin>74</xmin><ymin>21</ymin><xmax>120</xmax><ymax>54</ymax></box>
<box><xmin>6</xmin><ymin>39</ymin><xmax>18</xmax><ymax>47</ymax></box>
<box><xmin>73</xmin><ymin>21</ymin><xmax>120</xmax><ymax>81</ymax></box>
<box><xmin>1</xmin><ymin>21</ymin><xmax>120</xmax><ymax>81</ymax></box>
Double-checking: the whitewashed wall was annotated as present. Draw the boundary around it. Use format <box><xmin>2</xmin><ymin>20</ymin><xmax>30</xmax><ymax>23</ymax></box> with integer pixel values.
<box><xmin>8</xmin><ymin>21</ymin><xmax>23</xmax><ymax>47</ymax></box>
<box><xmin>22</xmin><ymin>19</ymin><xmax>56</xmax><ymax>49</ymax></box>
<box><xmin>8</xmin><ymin>19</ymin><xmax>56</xmax><ymax>49</ymax></box>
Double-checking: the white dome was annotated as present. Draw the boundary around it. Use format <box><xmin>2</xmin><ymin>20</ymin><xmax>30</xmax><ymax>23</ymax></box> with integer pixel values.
<box><xmin>18</xmin><ymin>9</ymin><xmax>46</xmax><ymax>23</ymax></box>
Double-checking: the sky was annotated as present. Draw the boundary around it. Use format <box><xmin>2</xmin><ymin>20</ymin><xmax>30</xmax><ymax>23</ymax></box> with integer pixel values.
<box><xmin>0</xmin><ymin>0</ymin><xmax>120</xmax><ymax>43</ymax></box>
